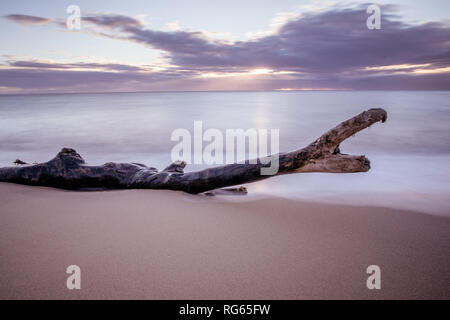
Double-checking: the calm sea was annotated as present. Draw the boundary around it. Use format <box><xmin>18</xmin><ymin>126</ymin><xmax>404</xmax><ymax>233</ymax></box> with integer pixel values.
<box><xmin>0</xmin><ymin>91</ymin><xmax>449</xmax><ymax>215</ymax></box>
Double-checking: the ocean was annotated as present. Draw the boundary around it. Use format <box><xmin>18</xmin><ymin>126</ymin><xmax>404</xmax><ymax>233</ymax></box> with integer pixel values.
<box><xmin>0</xmin><ymin>91</ymin><xmax>449</xmax><ymax>215</ymax></box>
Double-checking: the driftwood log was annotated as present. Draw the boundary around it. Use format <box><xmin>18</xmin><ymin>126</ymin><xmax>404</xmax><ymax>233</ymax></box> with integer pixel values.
<box><xmin>0</xmin><ymin>108</ymin><xmax>387</xmax><ymax>194</ymax></box>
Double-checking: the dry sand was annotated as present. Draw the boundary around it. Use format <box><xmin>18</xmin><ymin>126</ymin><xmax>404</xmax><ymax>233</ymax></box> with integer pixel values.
<box><xmin>0</xmin><ymin>182</ymin><xmax>449</xmax><ymax>299</ymax></box>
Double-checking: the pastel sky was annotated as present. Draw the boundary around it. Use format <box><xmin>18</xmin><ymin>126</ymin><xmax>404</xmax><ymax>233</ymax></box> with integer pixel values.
<box><xmin>0</xmin><ymin>0</ymin><xmax>449</xmax><ymax>93</ymax></box>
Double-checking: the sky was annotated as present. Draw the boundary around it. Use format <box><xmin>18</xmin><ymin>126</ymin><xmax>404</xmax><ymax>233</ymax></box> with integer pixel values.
<box><xmin>0</xmin><ymin>0</ymin><xmax>449</xmax><ymax>93</ymax></box>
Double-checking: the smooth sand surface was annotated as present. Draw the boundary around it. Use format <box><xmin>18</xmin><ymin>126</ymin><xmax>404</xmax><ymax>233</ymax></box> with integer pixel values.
<box><xmin>0</xmin><ymin>182</ymin><xmax>449</xmax><ymax>300</ymax></box>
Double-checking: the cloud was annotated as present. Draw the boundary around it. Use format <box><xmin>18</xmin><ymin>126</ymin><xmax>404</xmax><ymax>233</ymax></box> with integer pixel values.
<box><xmin>4</xmin><ymin>14</ymin><xmax>51</xmax><ymax>26</ymax></box>
<box><xmin>2</xmin><ymin>5</ymin><xmax>450</xmax><ymax>93</ymax></box>
<box><xmin>6</xmin><ymin>60</ymin><xmax>144</xmax><ymax>72</ymax></box>
<box><xmin>76</xmin><ymin>7</ymin><xmax>449</xmax><ymax>76</ymax></box>
<box><xmin>82</xmin><ymin>14</ymin><xmax>143</xmax><ymax>29</ymax></box>
<box><xmin>165</xmin><ymin>21</ymin><xmax>181</xmax><ymax>31</ymax></box>
<box><xmin>0</xmin><ymin>59</ymin><xmax>203</xmax><ymax>93</ymax></box>
<box><xmin>0</xmin><ymin>64</ymin><xmax>201</xmax><ymax>93</ymax></box>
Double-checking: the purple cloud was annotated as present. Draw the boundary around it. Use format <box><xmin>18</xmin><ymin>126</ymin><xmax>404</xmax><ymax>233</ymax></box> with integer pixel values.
<box><xmin>0</xmin><ymin>60</ymin><xmax>200</xmax><ymax>93</ymax></box>
<box><xmin>4</xmin><ymin>14</ymin><xmax>51</xmax><ymax>26</ymax></box>
<box><xmin>7</xmin><ymin>60</ymin><xmax>143</xmax><ymax>72</ymax></box>
<box><xmin>75</xmin><ymin>7</ymin><xmax>450</xmax><ymax>90</ymax></box>
<box><xmin>116</xmin><ymin>7</ymin><xmax>450</xmax><ymax>74</ymax></box>
<box><xmin>83</xmin><ymin>14</ymin><xmax>143</xmax><ymax>29</ymax></box>
<box><xmin>2</xmin><ymin>6</ymin><xmax>450</xmax><ymax>93</ymax></box>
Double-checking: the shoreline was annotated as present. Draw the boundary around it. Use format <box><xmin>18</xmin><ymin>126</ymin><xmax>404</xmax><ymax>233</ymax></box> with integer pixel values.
<box><xmin>1</xmin><ymin>182</ymin><xmax>449</xmax><ymax>299</ymax></box>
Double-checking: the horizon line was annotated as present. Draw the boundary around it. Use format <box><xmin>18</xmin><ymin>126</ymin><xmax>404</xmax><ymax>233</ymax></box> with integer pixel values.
<box><xmin>1</xmin><ymin>88</ymin><xmax>450</xmax><ymax>97</ymax></box>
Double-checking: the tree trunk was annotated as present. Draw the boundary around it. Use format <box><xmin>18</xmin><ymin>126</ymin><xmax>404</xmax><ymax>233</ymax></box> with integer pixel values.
<box><xmin>0</xmin><ymin>108</ymin><xmax>387</xmax><ymax>194</ymax></box>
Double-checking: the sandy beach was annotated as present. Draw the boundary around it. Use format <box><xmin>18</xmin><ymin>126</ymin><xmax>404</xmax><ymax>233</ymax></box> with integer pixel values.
<box><xmin>0</xmin><ymin>182</ymin><xmax>449</xmax><ymax>300</ymax></box>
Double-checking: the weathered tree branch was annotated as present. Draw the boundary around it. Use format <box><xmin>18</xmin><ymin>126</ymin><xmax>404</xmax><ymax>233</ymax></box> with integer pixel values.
<box><xmin>0</xmin><ymin>108</ymin><xmax>387</xmax><ymax>194</ymax></box>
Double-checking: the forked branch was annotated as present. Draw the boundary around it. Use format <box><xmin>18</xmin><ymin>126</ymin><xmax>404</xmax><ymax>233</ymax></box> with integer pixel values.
<box><xmin>0</xmin><ymin>108</ymin><xmax>387</xmax><ymax>194</ymax></box>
